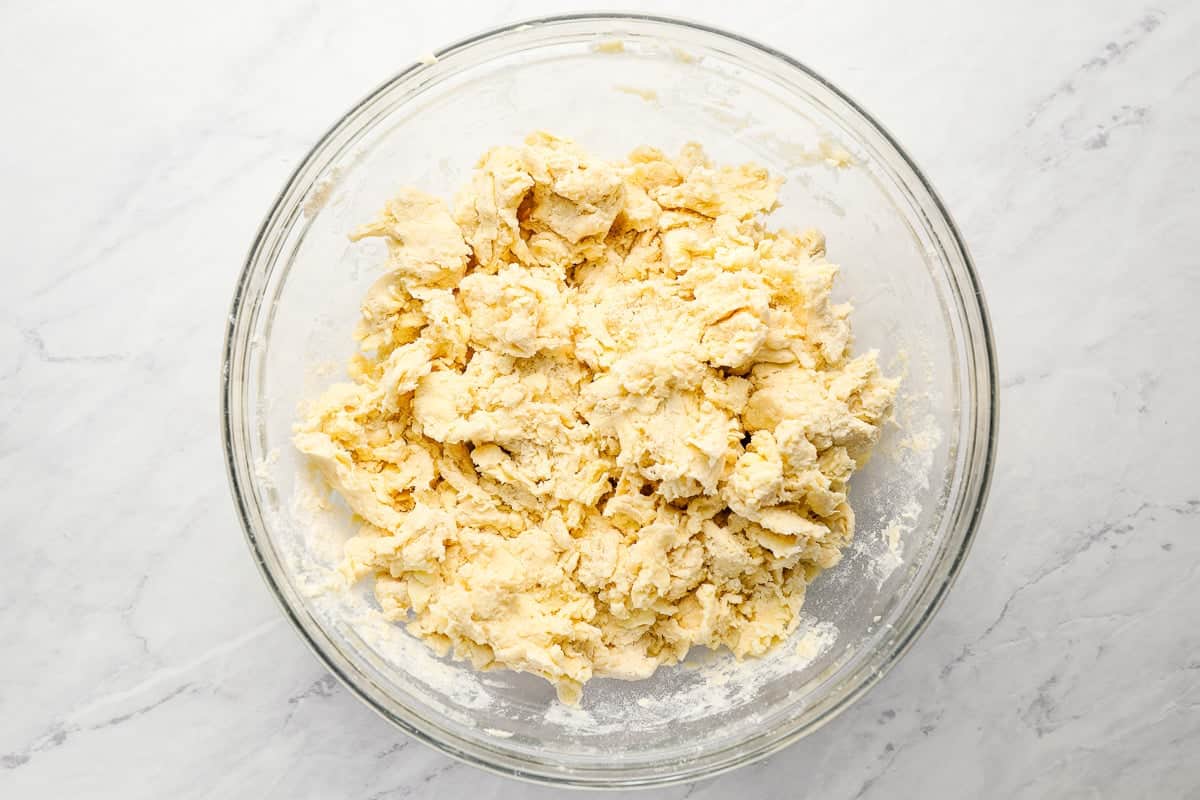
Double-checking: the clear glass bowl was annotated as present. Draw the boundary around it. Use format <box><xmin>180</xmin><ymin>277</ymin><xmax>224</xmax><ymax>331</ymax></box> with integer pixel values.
<box><xmin>222</xmin><ymin>14</ymin><xmax>997</xmax><ymax>788</ymax></box>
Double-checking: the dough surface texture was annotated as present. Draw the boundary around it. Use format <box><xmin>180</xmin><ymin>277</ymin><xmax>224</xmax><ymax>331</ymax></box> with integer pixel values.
<box><xmin>295</xmin><ymin>132</ymin><xmax>896</xmax><ymax>703</ymax></box>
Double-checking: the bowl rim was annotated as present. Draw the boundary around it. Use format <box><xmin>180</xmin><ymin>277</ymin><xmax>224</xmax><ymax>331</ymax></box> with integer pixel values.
<box><xmin>221</xmin><ymin>11</ymin><xmax>998</xmax><ymax>788</ymax></box>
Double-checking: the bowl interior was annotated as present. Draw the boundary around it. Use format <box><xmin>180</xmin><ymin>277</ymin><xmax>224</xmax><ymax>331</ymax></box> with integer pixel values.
<box><xmin>227</xmin><ymin>15</ymin><xmax>989</xmax><ymax>786</ymax></box>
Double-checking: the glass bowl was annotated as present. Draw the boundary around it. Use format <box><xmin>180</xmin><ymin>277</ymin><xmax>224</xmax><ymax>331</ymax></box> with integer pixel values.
<box><xmin>222</xmin><ymin>13</ymin><xmax>997</xmax><ymax>788</ymax></box>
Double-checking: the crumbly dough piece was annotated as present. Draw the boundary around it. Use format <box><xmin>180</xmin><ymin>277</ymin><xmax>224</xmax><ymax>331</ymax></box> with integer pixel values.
<box><xmin>295</xmin><ymin>132</ymin><xmax>897</xmax><ymax>703</ymax></box>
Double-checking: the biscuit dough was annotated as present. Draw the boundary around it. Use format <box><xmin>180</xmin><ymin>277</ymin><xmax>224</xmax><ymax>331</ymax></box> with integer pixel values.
<box><xmin>295</xmin><ymin>132</ymin><xmax>896</xmax><ymax>703</ymax></box>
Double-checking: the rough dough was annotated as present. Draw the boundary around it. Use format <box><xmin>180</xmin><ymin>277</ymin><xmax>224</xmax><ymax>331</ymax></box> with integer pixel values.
<box><xmin>295</xmin><ymin>132</ymin><xmax>896</xmax><ymax>703</ymax></box>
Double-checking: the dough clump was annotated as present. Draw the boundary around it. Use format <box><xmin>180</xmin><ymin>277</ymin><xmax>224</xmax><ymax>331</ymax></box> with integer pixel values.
<box><xmin>295</xmin><ymin>132</ymin><xmax>896</xmax><ymax>703</ymax></box>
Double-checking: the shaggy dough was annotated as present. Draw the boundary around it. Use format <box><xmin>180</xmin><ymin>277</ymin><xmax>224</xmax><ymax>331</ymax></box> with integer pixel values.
<box><xmin>295</xmin><ymin>132</ymin><xmax>896</xmax><ymax>703</ymax></box>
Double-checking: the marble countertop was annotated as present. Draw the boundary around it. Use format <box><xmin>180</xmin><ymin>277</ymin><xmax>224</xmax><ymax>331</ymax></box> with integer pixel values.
<box><xmin>3</xmin><ymin>0</ymin><xmax>1197</xmax><ymax>797</ymax></box>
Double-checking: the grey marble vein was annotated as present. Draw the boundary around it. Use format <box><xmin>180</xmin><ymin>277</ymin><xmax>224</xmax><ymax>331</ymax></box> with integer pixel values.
<box><xmin>1</xmin><ymin>0</ymin><xmax>1198</xmax><ymax>797</ymax></box>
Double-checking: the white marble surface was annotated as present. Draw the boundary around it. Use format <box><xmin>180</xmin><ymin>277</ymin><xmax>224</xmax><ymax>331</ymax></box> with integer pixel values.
<box><xmin>3</xmin><ymin>0</ymin><xmax>1198</xmax><ymax>796</ymax></box>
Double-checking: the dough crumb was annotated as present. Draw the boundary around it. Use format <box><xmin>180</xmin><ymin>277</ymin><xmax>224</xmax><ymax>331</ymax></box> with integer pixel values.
<box><xmin>614</xmin><ymin>84</ymin><xmax>659</xmax><ymax>103</ymax></box>
<box><xmin>295</xmin><ymin>132</ymin><xmax>897</xmax><ymax>703</ymax></box>
<box><xmin>592</xmin><ymin>38</ymin><xmax>625</xmax><ymax>54</ymax></box>
<box><xmin>672</xmin><ymin>47</ymin><xmax>698</xmax><ymax>64</ymax></box>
